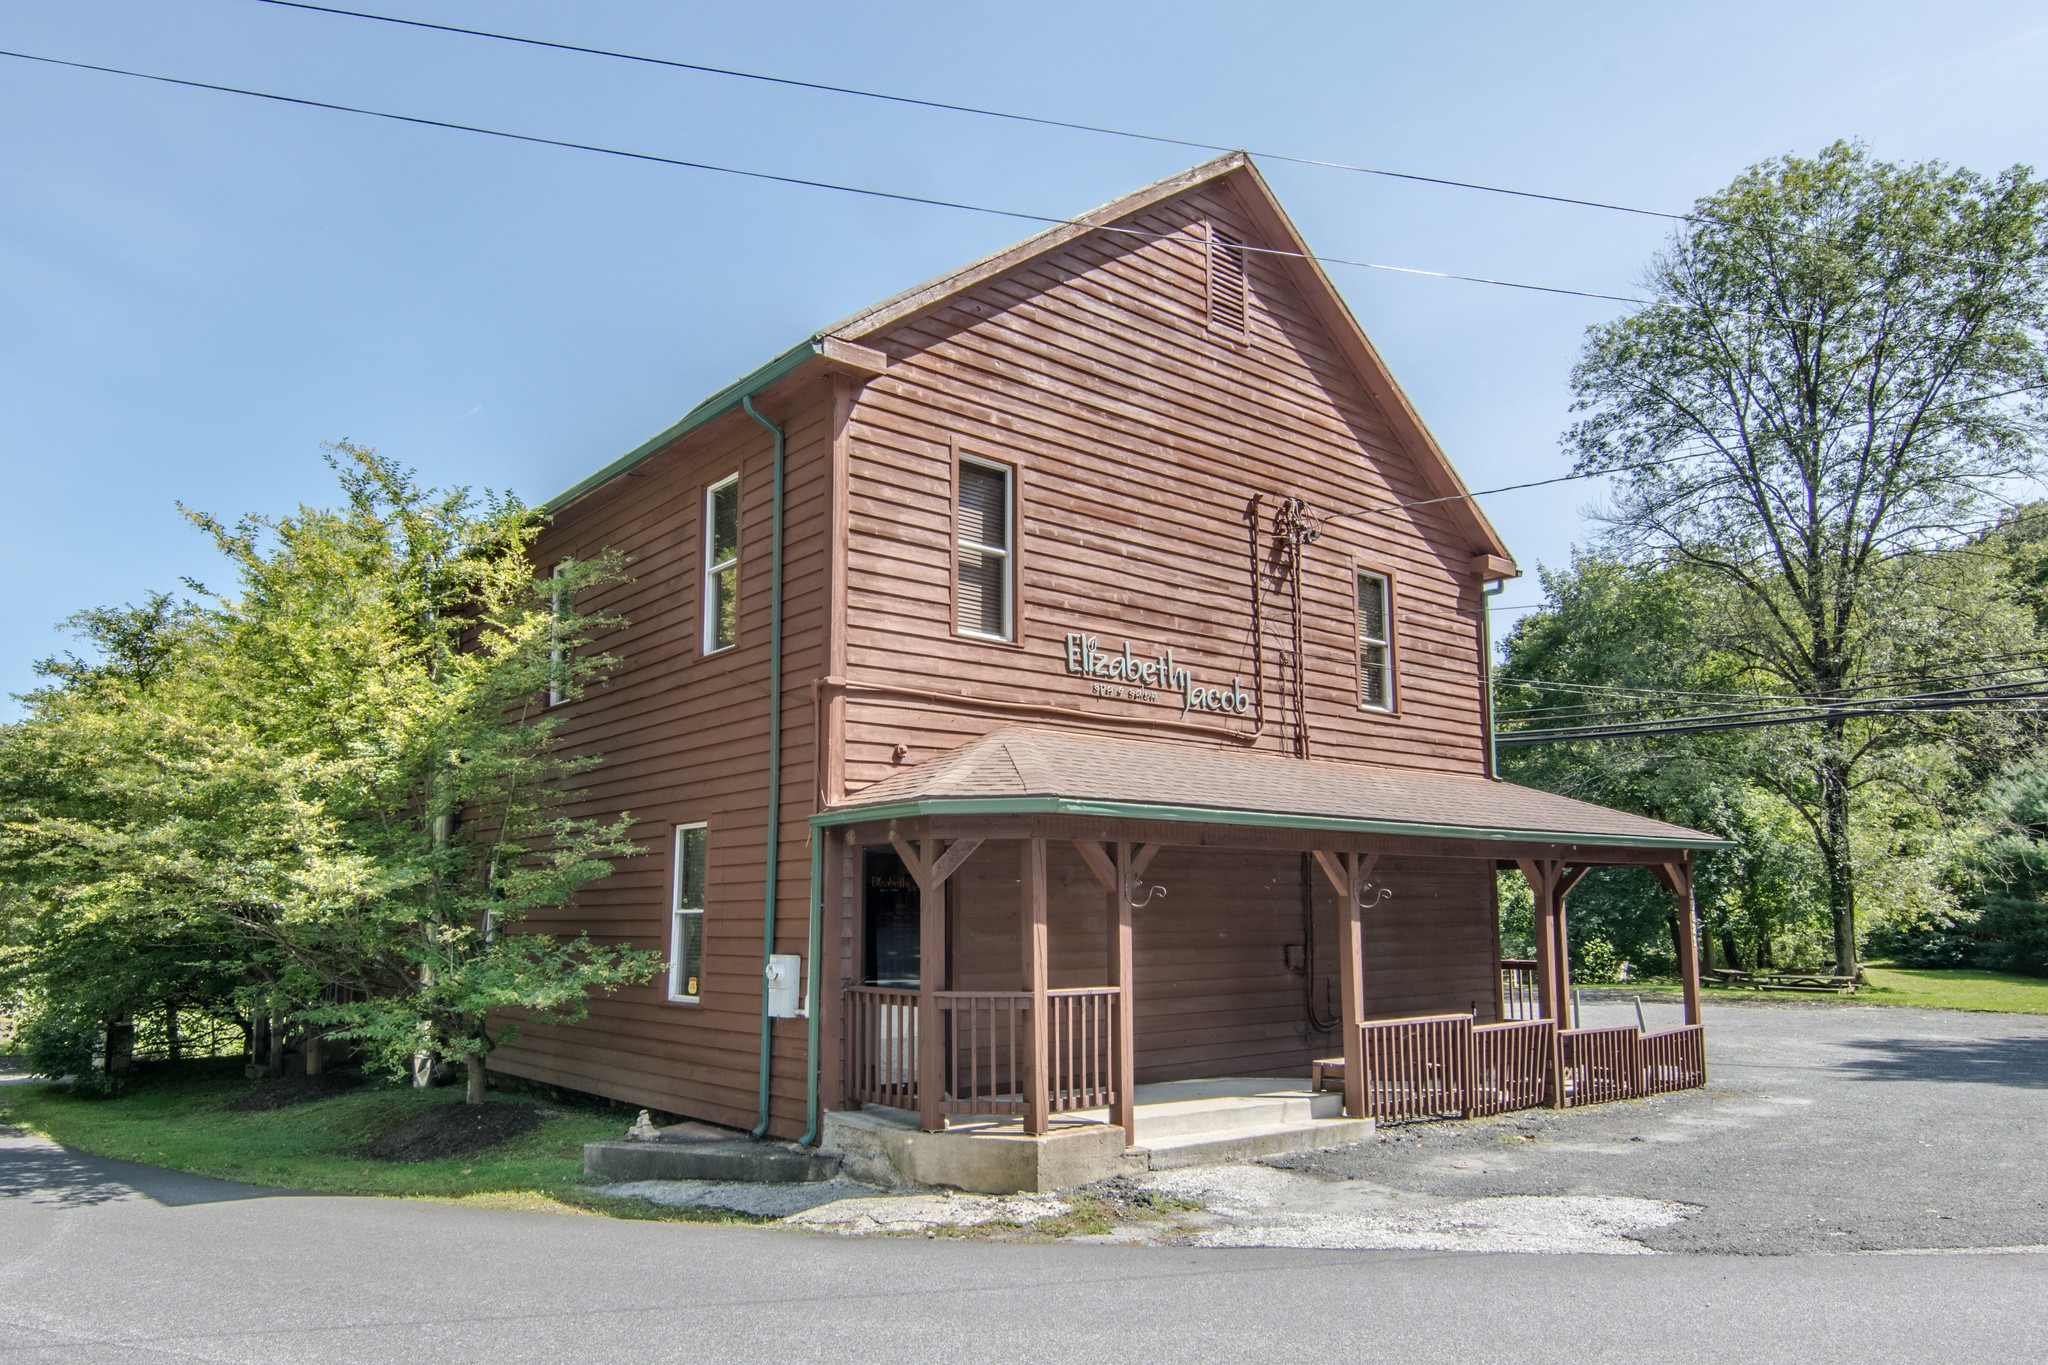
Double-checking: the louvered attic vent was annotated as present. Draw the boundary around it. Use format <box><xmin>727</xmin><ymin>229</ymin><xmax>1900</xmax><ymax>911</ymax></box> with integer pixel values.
<box><xmin>1208</xmin><ymin>226</ymin><xmax>1249</xmax><ymax>335</ymax></box>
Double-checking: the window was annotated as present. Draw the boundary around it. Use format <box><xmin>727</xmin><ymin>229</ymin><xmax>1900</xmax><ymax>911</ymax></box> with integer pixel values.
<box><xmin>1357</xmin><ymin>570</ymin><xmax>1393</xmax><ymax>710</ymax></box>
<box><xmin>703</xmin><ymin>474</ymin><xmax>739</xmax><ymax>653</ymax></box>
<box><xmin>547</xmin><ymin>560</ymin><xmax>568</xmax><ymax>707</ymax></box>
<box><xmin>955</xmin><ymin>457</ymin><xmax>1013</xmax><ymax>640</ymax></box>
<box><xmin>669</xmin><ymin>823</ymin><xmax>706</xmax><ymax>1001</ymax></box>
<box><xmin>1208</xmin><ymin>225</ymin><xmax>1249</xmax><ymax>335</ymax></box>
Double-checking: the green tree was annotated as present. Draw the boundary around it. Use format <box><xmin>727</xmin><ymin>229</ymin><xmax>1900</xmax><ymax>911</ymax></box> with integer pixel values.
<box><xmin>0</xmin><ymin>446</ymin><xmax>660</xmax><ymax>1102</ymax></box>
<box><xmin>1566</xmin><ymin>142</ymin><xmax>2048</xmax><ymax>974</ymax></box>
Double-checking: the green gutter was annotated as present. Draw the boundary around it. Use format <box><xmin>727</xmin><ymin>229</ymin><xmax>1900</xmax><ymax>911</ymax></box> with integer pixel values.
<box><xmin>807</xmin><ymin>795</ymin><xmax>1737</xmax><ymax>852</ymax></box>
<box><xmin>540</xmin><ymin>339</ymin><xmax>816</xmax><ymax>516</ymax></box>
<box><xmin>743</xmin><ymin>395</ymin><xmax>788</xmax><ymax>1140</ymax></box>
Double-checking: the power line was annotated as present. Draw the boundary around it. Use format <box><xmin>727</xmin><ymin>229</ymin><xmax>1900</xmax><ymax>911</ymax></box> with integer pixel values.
<box><xmin>1498</xmin><ymin>685</ymin><xmax>2048</xmax><ymax>745</ymax></box>
<box><xmin>0</xmin><ymin>46</ymin><xmax>1651</xmax><ymax>307</ymax></box>
<box><xmin>245</xmin><ymin>0</ymin><xmax>1695</xmax><ymax>224</ymax></box>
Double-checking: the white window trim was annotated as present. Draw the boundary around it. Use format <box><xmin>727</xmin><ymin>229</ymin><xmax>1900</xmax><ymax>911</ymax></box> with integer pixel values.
<box><xmin>1357</xmin><ymin>569</ymin><xmax>1395</xmax><ymax>713</ymax></box>
<box><xmin>702</xmin><ymin>474</ymin><xmax>739</xmax><ymax>655</ymax></box>
<box><xmin>668</xmin><ymin>822</ymin><xmax>706</xmax><ymax>1003</ymax></box>
<box><xmin>955</xmin><ymin>455</ymin><xmax>1014</xmax><ymax>642</ymax></box>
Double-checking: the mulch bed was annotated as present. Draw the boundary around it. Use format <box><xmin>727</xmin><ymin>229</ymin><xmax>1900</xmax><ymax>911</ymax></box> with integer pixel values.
<box><xmin>364</xmin><ymin>1101</ymin><xmax>544</xmax><ymax>1163</ymax></box>
<box><xmin>227</xmin><ymin>1071</ymin><xmax>367</xmax><ymax>1113</ymax></box>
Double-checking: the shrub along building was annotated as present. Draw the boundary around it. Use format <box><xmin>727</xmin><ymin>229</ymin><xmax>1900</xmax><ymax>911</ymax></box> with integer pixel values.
<box><xmin>507</xmin><ymin>154</ymin><xmax>1727</xmax><ymax>1190</ymax></box>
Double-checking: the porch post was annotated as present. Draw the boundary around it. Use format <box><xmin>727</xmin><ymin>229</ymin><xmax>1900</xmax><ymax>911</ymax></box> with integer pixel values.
<box><xmin>1519</xmin><ymin>859</ymin><xmax>1566</xmax><ymax>1108</ymax></box>
<box><xmin>1338</xmin><ymin>852</ymin><xmax>1365</xmax><ymax>1122</ymax></box>
<box><xmin>914</xmin><ymin>841</ymin><xmax>944</xmax><ymax>1132</ymax></box>
<box><xmin>1111</xmin><ymin>841</ymin><xmax>1137</xmax><ymax>1145</ymax></box>
<box><xmin>1021</xmin><ymin>836</ymin><xmax>1051</xmax><ymax>1135</ymax></box>
<box><xmin>1671</xmin><ymin>856</ymin><xmax>1702</xmax><ymax>1027</ymax></box>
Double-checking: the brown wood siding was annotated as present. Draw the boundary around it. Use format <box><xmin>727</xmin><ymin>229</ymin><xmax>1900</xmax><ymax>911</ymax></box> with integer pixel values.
<box><xmin>491</xmin><ymin>386</ymin><xmax>836</xmax><ymax>1137</ymax></box>
<box><xmin>946</xmin><ymin>843</ymin><xmax>1495</xmax><ymax>1082</ymax></box>
<box><xmin>839</xmin><ymin>180</ymin><xmax>1489</xmax><ymax>793</ymax></box>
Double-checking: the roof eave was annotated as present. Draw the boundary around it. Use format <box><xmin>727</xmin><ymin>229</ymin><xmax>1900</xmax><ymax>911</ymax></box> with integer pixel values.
<box><xmin>808</xmin><ymin>794</ymin><xmax>1735</xmax><ymax>852</ymax></box>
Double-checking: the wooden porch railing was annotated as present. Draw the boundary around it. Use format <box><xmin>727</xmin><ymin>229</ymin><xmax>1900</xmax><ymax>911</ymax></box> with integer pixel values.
<box><xmin>1641</xmin><ymin>1024</ymin><xmax>1707</xmax><ymax>1093</ymax></box>
<box><xmin>845</xmin><ymin>986</ymin><xmax>919</xmax><ymax>1110</ymax></box>
<box><xmin>846</xmin><ymin>985</ymin><xmax>1121</xmax><ymax>1119</ymax></box>
<box><xmin>1469</xmin><ymin>1018</ymin><xmax>1555</xmax><ymax>1115</ymax></box>
<box><xmin>1560</xmin><ymin>1025</ymin><xmax>1641</xmax><ymax>1106</ymax></box>
<box><xmin>1047</xmin><ymin>987</ymin><xmax>1118</xmax><ymax>1111</ymax></box>
<box><xmin>1356</xmin><ymin>1014</ymin><xmax>1473</xmax><ymax>1122</ymax></box>
<box><xmin>1499</xmin><ymin>958</ymin><xmax>1541</xmax><ymax>1021</ymax></box>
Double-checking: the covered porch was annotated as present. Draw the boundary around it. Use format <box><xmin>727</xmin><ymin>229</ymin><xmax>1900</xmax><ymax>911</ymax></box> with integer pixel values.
<box><xmin>814</xmin><ymin>729</ymin><xmax>1725</xmax><ymax>1165</ymax></box>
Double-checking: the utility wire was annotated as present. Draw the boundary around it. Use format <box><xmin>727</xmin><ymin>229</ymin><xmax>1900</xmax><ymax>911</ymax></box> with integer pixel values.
<box><xmin>0</xmin><ymin>46</ymin><xmax>1650</xmax><ymax>307</ymax></box>
<box><xmin>245</xmin><ymin>0</ymin><xmax>1695</xmax><ymax>223</ymax></box>
<box><xmin>1498</xmin><ymin>685</ymin><xmax>2048</xmax><ymax>745</ymax></box>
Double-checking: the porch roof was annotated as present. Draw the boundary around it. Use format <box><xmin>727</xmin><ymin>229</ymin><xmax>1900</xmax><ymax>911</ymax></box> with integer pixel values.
<box><xmin>815</xmin><ymin>726</ymin><xmax>1732</xmax><ymax>851</ymax></box>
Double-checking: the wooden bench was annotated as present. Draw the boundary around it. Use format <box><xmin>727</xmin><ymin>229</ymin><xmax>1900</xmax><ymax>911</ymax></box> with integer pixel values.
<box><xmin>1311</xmin><ymin>1057</ymin><xmax>1345</xmax><ymax>1093</ymax></box>
<box><xmin>1708</xmin><ymin>968</ymin><xmax>1858</xmax><ymax>994</ymax></box>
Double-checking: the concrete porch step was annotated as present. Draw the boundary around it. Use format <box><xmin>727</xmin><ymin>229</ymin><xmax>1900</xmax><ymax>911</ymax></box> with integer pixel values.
<box><xmin>584</xmin><ymin>1138</ymin><xmax>841</xmax><ymax>1184</ymax></box>
<box><xmin>1127</xmin><ymin>1090</ymin><xmax>1344</xmax><ymax>1142</ymax></box>
<box><xmin>1140</xmin><ymin>1116</ymin><xmax>1377</xmax><ymax>1169</ymax></box>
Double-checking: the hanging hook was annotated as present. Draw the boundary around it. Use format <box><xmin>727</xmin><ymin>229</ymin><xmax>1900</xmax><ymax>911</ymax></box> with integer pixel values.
<box><xmin>1128</xmin><ymin>876</ymin><xmax>1168</xmax><ymax>910</ymax></box>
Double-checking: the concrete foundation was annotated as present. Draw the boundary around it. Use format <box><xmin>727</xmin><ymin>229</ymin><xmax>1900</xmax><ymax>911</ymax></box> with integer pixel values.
<box><xmin>821</xmin><ymin>1078</ymin><xmax>1374</xmax><ymax>1193</ymax></box>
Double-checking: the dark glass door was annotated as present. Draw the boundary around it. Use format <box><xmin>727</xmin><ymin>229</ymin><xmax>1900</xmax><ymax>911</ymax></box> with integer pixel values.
<box><xmin>861</xmin><ymin>847</ymin><xmax>921</xmax><ymax>988</ymax></box>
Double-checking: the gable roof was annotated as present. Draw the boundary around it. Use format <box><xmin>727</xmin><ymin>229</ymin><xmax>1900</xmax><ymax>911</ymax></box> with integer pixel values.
<box><xmin>815</xmin><ymin>726</ymin><xmax>1728</xmax><ymax>851</ymax></box>
<box><xmin>545</xmin><ymin>154</ymin><xmax>1514</xmax><ymax>566</ymax></box>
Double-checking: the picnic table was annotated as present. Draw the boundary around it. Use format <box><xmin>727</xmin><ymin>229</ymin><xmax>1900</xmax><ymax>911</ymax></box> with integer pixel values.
<box><xmin>1707</xmin><ymin>968</ymin><xmax>1858</xmax><ymax>994</ymax></box>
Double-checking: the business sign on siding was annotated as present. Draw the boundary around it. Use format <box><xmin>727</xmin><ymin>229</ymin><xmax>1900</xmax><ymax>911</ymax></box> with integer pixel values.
<box><xmin>1062</xmin><ymin>632</ymin><xmax>1252</xmax><ymax>717</ymax></box>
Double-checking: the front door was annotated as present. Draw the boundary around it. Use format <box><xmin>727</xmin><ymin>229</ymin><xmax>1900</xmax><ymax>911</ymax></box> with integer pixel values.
<box><xmin>861</xmin><ymin>847</ymin><xmax>921</xmax><ymax>988</ymax></box>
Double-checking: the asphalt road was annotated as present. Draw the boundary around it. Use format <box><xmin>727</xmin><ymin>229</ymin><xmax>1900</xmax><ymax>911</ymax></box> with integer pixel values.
<box><xmin>1277</xmin><ymin>995</ymin><xmax>2048</xmax><ymax>1254</ymax></box>
<box><xmin>4</xmin><ymin>1000</ymin><xmax>2047</xmax><ymax>1364</ymax></box>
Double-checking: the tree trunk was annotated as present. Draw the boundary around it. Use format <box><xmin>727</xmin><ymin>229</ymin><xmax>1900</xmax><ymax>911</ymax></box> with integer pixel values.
<box><xmin>1819</xmin><ymin>743</ymin><xmax>1859</xmax><ymax>976</ymax></box>
<box><xmin>304</xmin><ymin>1027</ymin><xmax>323</xmax><ymax>1076</ymax></box>
<box><xmin>464</xmin><ymin>1054</ymin><xmax>487</xmax><ymax>1105</ymax></box>
<box><xmin>267</xmin><ymin>1001</ymin><xmax>285</xmax><ymax>1077</ymax></box>
<box><xmin>1719</xmin><ymin>932</ymin><xmax>1746</xmax><ymax>973</ymax></box>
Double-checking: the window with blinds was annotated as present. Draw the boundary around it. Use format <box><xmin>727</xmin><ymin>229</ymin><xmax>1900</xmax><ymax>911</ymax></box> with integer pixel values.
<box><xmin>1357</xmin><ymin>570</ymin><xmax>1393</xmax><ymax>710</ymax></box>
<box><xmin>955</xmin><ymin>457</ymin><xmax>1013</xmax><ymax>639</ymax></box>
<box><xmin>703</xmin><ymin>474</ymin><xmax>738</xmax><ymax>653</ymax></box>
<box><xmin>1209</xmin><ymin>225</ymin><xmax>1249</xmax><ymax>335</ymax></box>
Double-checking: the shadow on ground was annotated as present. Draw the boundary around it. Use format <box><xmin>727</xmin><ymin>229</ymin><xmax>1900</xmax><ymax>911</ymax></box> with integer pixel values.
<box><xmin>0</xmin><ymin>1118</ymin><xmax>289</xmax><ymax>1210</ymax></box>
<box><xmin>1833</xmin><ymin>1033</ymin><xmax>2048</xmax><ymax>1087</ymax></box>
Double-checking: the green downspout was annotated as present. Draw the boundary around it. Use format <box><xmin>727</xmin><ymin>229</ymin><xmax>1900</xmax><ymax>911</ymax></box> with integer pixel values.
<box><xmin>743</xmin><ymin>395</ymin><xmax>786</xmax><ymax>1139</ymax></box>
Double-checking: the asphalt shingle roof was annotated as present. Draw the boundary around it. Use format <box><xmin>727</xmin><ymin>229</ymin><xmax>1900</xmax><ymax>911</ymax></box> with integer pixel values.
<box><xmin>831</xmin><ymin>727</ymin><xmax>1725</xmax><ymax>850</ymax></box>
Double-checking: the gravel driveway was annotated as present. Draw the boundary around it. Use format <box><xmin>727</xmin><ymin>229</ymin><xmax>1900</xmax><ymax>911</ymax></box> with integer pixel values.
<box><xmin>1220</xmin><ymin>995</ymin><xmax>2048</xmax><ymax>1254</ymax></box>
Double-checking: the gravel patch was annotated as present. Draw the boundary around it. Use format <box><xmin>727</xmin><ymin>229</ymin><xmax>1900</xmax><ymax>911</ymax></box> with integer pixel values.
<box><xmin>784</xmin><ymin>1191</ymin><xmax>1071</xmax><ymax>1234</ymax></box>
<box><xmin>598</xmin><ymin>1177</ymin><xmax>883</xmax><ymax>1219</ymax></box>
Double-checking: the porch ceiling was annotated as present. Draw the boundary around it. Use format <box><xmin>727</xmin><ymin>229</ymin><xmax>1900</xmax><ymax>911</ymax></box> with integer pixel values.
<box><xmin>815</xmin><ymin>726</ymin><xmax>1731</xmax><ymax>853</ymax></box>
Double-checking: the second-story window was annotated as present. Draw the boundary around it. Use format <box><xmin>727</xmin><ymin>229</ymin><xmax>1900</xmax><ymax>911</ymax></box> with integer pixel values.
<box><xmin>955</xmin><ymin>456</ymin><xmax>1013</xmax><ymax>640</ymax></box>
<box><xmin>703</xmin><ymin>473</ymin><xmax>739</xmax><ymax>653</ymax></box>
<box><xmin>1357</xmin><ymin>569</ymin><xmax>1393</xmax><ymax>711</ymax></box>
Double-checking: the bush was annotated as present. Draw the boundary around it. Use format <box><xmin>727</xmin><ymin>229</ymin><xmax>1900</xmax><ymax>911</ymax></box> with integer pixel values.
<box><xmin>1572</xmin><ymin>935</ymin><xmax>1621</xmax><ymax>984</ymax></box>
<box><xmin>18</xmin><ymin>1006</ymin><xmax>117</xmax><ymax>1096</ymax></box>
<box><xmin>1976</xmin><ymin>898</ymin><xmax>2048</xmax><ymax>977</ymax></box>
<box><xmin>1865</xmin><ymin>913</ymin><xmax>1982</xmax><ymax>969</ymax></box>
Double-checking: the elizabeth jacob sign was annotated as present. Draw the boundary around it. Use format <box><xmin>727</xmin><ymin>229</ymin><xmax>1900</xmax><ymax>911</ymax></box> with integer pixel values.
<box><xmin>1063</xmin><ymin>633</ymin><xmax>1252</xmax><ymax>717</ymax></box>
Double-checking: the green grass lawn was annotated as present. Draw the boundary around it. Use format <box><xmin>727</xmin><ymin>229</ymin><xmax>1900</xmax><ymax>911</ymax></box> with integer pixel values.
<box><xmin>1615</xmin><ymin>964</ymin><xmax>2048</xmax><ymax>1014</ymax></box>
<box><xmin>0</xmin><ymin>1059</ymin><xmax>728</xmax><ymax>1217</ymax></box>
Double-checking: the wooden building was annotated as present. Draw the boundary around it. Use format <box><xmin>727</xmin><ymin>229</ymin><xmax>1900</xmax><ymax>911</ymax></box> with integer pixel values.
<box><xmin>504</xmin><ymin>154</ymin><xmax>1723</xmax><ymax>1160</ymax></box>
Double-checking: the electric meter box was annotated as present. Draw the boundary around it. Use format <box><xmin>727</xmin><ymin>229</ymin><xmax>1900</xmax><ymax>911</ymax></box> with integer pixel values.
<box><xmin>765</xmin><ymin>954</ymin><xmax>804</xmax><ymax>1018</ymax></box>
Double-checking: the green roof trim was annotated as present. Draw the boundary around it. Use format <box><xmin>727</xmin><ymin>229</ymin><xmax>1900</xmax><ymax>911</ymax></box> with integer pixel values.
<box><xmin>540</xmin><ymin>337</ymin><xmax>819</xmax><ymax>515</ymax></box>
<box><xmin>807</xmin><ymin>795</ymin><xmax>1738</xmax><ymax>852</ymax></box>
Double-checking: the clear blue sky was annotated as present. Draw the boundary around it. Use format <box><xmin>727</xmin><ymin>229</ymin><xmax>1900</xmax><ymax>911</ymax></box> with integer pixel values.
<box><xmin>4</xmin><ymin>0</ymin><xmax>2046</xmax><ymax>711</ymax></box>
